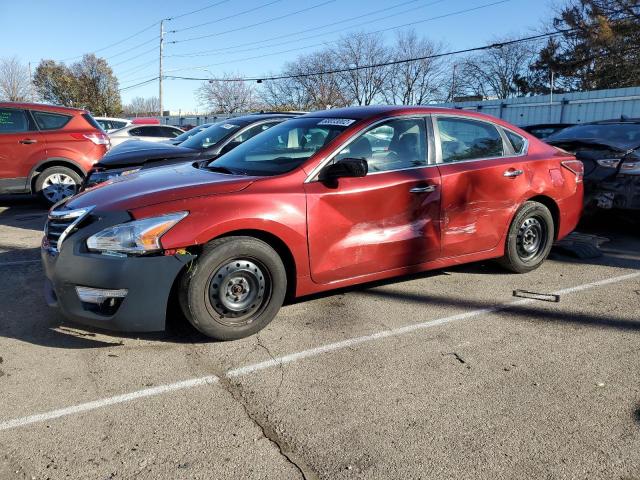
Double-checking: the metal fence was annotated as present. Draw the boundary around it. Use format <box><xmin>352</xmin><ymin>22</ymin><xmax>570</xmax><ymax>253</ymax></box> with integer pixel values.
<box><xmin>432</xmin><ymin>86</ymin><xmax>640</xmax><ymax>126</ymax></box>
<box><xmin>152</xmin><ymin>86</ymin><xmax>640</xmax><ymax>128</ymax></box>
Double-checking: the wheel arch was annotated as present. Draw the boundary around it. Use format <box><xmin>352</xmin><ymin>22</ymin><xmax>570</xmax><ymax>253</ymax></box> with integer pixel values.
<box><xmin>526</xmin><ymin>194</ymin><xmax>560</xmax><ymax>240</ymax></box>
<box><xmin>29</xmin><ymin>158</ymin><xmax>86</xmax><ymax>193</ymax></box>
<box><xmin>211</xmin><ymin>229</ymin><xmax>298</xmax><ymax>301</ymax></box>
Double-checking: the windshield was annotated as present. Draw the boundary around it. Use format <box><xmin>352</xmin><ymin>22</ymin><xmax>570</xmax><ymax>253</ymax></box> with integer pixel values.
<box><xmin>548</xmin><ymin>123</ymin><xmax>640</xmax><ymax>146</ymax></box>
<box><xmin>180</xmin><ymin>121</ymin><xmax>242</xmax><ymax>149</ymax></box>
<box><xmin>172</xmin><ymin>124</ymin><xmax>211</xmax><ymax>143</ymax></box>
<box><xmin>207</xmin><ymin>117</ymin><xmax>354</xmax><ymax>176</ymax></box>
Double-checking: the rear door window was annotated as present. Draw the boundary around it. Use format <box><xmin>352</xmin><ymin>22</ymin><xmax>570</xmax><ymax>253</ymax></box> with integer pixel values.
<box><xmin>0</xmin><ymin>108</ymin><xmax>29</xmax><ymax>133</ymax></box>
<box><xmin>32</xmin><ymin>111</ymin><xmax>72</xmax><ymax>130</ymax></box>
<box><xmin>158</xmin><ymin>126</ymin><xmax>182</xmax><ymax>138</ymax></box>
<box><xmin>436</xmin><ymin>117</ymin><xmax>505</xmax><ymax>162</ymax></box>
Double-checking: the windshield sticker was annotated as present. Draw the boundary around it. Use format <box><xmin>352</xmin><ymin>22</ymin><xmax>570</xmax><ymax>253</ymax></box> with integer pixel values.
<box><xmin>318</xmin><ymin>118</ymin><xmax>356</xmax><ymax>127</ymax></box>
<box><xmin>221</xmin><ymin>123</ymin><xmax>239</xmax><ymax>130</ymax></box>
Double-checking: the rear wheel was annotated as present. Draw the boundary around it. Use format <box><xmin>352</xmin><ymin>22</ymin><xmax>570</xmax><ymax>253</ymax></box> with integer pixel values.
<box><xmin>498</xmin><ymin>201</ymin><xmax>554</xmax><ymax>273</ymax></box>
<box><xmin>35</xmin><ymin>166</ymin><xmax>83</xmax><ymax>205</ymax></box>
<box><xmin>179</xmin><ymin>236</ymin><xmax>287</xmax><ymax>340</ymax></box>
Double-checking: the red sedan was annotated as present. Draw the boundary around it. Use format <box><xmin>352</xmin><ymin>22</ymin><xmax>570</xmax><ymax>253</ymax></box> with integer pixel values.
<box><xmin>42</xmin><ymin>106</ymin><xmax>583</xmax><ymax>340</ymax></box>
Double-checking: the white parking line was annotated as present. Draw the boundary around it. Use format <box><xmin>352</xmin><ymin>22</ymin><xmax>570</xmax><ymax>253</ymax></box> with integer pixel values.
<box><xmin>1</xmin><ymin>270</ymin><xmax>638</xmax><ymax>432</ymax></box>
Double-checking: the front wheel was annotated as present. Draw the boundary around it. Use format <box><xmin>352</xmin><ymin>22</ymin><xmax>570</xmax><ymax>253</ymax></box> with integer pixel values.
<box><xmin>498</xmin><ymin>201</ymin><xmax>555</xmax><ymax>273</ymax></box>
<box><xmin>179</xmin><ymin>236</ymin><xmax>287</xmax><ymax>340</ymax></box>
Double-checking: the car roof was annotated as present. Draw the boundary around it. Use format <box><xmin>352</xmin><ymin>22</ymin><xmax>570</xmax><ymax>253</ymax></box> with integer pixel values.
<box><xmin>0</xmin><ymin>102</ymin><xmax>86</xmax><ymax>114</ymax></box>
<box><xmin>302</xmin><ymin>105</ymin><xmax>498</xmax><ymax>120</ymax></box>
<box><xmin>225</xmin><ymin>113</ymin><xmax>300</xmax><ymax>125</ymax></box>
<box><xmin>584</xmin><ymin>118</ymin><xmax>640</xmax><ymax>125</ymax></box>
<box><xmin>95</xmin><ymin>116</ymin><xmax>131</xmax><ymax>122</ymax></box>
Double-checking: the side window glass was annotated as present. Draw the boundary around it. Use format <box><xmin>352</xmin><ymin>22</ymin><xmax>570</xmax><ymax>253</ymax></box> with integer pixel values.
<box><xmin>437</xmin><ymin>117</ymin><xmax>504</xmax><ymax>162</ymax></box>
<box><xmin>167</xmin><ymin>127</ymin><xmax>182</xmax><ymax>138</ymax></box>
<box><xmin>234</xmin><ymin>122</ymin><xmax>278</xmax><ymax>143</ymax></box>
<box><xmin>32</xmin><ymin>111</ymin><xmax>71</xmax><ymax>130</ymax></box>
<box><xmin>505</xmin><ymin>129</ymin><xmax>526</xmax><ymax>154</ymax></box>
<box><xmin>129</xmin><ymin>127</ymin><xmax>143</xmax><ymax>136</ymax></box>
<box><xmin>0</xmin><ymin>109</ymin><xmax>29</xmax><ymax>133</ymax></box>
<box><xmin>335</xmin><ymin>117</ymin><xmax>427</xmax><ymax>173</ymax></box>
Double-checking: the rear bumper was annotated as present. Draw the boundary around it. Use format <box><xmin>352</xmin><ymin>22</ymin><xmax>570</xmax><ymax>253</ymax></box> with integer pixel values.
<box><xmin>41</xmin><ymin>212</ymin><xmax>194</xmax><ymax>332</ymax></box>
<box><xmin>557</xmin><ymin>183</ymin><xmax>584</xmax><ymax>240</ymax></box>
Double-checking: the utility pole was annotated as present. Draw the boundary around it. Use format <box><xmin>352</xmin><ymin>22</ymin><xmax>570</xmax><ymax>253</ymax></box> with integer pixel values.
<box><xmin>28</xmin><ymin>61</ymin><xmax>34</xmax><ymax>102</ymax></box>
<box><xmin>159</xmin><ymin>19</ymin><xmax>165</xmax><ymax>118</ymax></box>
<box><xmin>550</xmin><ymin>70</ymin><xmax>555</xmax><ymax>104</ymax></box>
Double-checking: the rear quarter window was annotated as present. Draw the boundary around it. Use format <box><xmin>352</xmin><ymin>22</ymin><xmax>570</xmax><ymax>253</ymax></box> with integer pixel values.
<box><xmin>32</xmin><ymin>111</ymin><xmax>72</xmax><ymax>130</ymax></box>
<box><xmin>504</xmin><ymin>129</ymin><xmax>526</xmax><ymax>154</ymax></box>
<box><xmin>83</xmin><ymin>113</ymin><xmax>105</xmax><ymax>131</ymax></box>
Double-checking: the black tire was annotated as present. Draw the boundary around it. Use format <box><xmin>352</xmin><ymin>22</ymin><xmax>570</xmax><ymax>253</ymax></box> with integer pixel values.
<box><xmin>35</xmin><ymin>166</ymin><xmax>83</xmax><ymax>205</ymax></box>
<box><xmin>498</xmin><ymin>201</ymin><xmax>555</xmax><ymax>273</ymax></box>
<box><xmin>179</xmin><ymin>236</ymin><xmax>287</xmax><ymax>340</ymax></box>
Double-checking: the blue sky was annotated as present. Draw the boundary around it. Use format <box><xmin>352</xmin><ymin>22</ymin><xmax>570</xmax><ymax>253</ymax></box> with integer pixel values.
<box><xmin>0</xmin><ymin>0</ymin><xmax>552</xmax><ymax>112</ymax></box>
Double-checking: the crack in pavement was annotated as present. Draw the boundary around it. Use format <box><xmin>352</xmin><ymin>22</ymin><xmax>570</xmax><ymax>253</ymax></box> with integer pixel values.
<box><xmin>256</xmin><ymin>333</ymin><xmax>285</xmax><ymax>409</ymax></box>
<box><xmin>217</xmin><ymin>372</ymin><xmax>318</xmax><ymax>480</ymax></box>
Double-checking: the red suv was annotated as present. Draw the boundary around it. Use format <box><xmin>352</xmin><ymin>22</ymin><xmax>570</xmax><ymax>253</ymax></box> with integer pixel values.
<box><xmin>42</xmin><ymin>106</ymin><xmax>583</xmax><ymax>340</ymax></box>
<box><xmin>0</xmin><ymin>102</ymin><xmax>109</xmax><ymax>204</ymax></box>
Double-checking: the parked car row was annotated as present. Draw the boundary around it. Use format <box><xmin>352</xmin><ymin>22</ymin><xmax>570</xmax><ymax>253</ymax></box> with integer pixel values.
<box><xmin>40</xmin><ymin>105</ymin><xmax>584</xmax><ymax>341</ymax></box>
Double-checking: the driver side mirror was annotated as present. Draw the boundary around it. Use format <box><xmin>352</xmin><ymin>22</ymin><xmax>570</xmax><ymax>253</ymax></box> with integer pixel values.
<box><xmin>321</xmin><ymin>158</ymin><xmax>368</xmax><ymax>182</ymax></box>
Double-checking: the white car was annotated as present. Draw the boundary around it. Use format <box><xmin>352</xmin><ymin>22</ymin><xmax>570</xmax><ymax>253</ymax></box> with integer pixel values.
<box><xmin>108</xmin><ymin>125</ymin><xmax>184</xmax><ymax>147</ymax></box>
<box><xmin>94</xmin><ymin>117</ymin><xmax>132</xmax><ymax>132</ymax></box>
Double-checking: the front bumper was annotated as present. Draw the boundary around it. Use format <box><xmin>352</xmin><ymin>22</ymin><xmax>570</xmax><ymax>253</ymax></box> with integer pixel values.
<box><xmin>41</xmin><ymin>211</ymin><xmax>194</xmax><ymax>332</ymax></box>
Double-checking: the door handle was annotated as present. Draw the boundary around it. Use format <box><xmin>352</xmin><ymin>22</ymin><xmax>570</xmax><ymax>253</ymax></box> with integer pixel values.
<box><xmin>19</xmin><ymin>139</ymin><xmax>38</xmax><ymax>144</ymax></box>
<box><xmin>503</xmin><ymin>169</ymin><xmax>524</xmax><ymax>177</ymax></box>
<box><xmin>410</xmin><ymin>185</ymin><xmax>437</xmax><ymax>193</ymax></box>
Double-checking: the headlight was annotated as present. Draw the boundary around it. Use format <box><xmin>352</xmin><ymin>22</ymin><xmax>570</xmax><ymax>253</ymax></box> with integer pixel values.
<box><xmin>86</xmin><ymin>212</ymin><xmax>188</xmax><ymax>254</ymax></box>
<box><xmin>86</xmin><ymin>167</ymin><xmax>142</xmax><ymax>187</ymax></box>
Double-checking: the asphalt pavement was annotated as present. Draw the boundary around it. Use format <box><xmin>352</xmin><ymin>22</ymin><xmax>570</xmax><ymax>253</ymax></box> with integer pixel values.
<box><xmin>0</xmin><ymin>194</ymin><xmax>639</xmax><ymax>480</ymax></box>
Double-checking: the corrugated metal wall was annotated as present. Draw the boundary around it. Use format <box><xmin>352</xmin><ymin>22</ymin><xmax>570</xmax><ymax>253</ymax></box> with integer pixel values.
<box><xmin>433</xmin><ymin>86</ymin><xmax>640</xmax><ymax>126</ymax></box>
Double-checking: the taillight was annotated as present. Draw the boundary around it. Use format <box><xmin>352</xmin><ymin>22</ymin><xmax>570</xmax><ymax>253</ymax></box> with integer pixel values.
<box><xmin>71</xmin><ymin>132</ymin><xmax>110</xmax><ymax>145</ymax></box>
<box><xmin>561</xmin><ymin>160</ymin><xmax>584</xmax><ymax>182</ymax></box>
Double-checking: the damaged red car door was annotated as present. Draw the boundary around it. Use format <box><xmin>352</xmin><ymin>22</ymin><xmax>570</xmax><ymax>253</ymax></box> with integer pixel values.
<box><xmin>305</xmin><ymin>116</ymin><xmax>442</xmax><ymax>284</ymax></box>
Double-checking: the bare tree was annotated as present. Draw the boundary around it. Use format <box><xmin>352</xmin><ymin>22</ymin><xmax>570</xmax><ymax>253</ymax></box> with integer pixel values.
<box><xmin>261</xmin><ymin>50</ymin><xmax>351</xmax><ymax>110</ymax></box>
<box><xmin>197</xmin><ymin>73</ymin><xmax>256</xmax><ymax>113</ymax></box>
<box><xmin>332</xmin><ymin>32</ymin><xmax>392</xmax><ymax>105</ymax></box>
<box><xmin>456</xmin><ymin>36</ymin><xmax>538</xmax><ymax>99</ymax></box>
<box><xmin>123</xmin><ymin>96</ymin><xmax>160</xmax><ymax>116</ymax></box>
<box><xmin>383</xmin><ymin>30</ymin><xmax>448</xmax><ymax>105</ymax></box>
<box><xmin>0</xmin><ymin>56</ymin><xmax>32</xmax><ymax>102</ymax></box>
<box><xmin>260</xmin><ymin>74</ymin><xmax>309</xmax><ymax>111</ymax></box>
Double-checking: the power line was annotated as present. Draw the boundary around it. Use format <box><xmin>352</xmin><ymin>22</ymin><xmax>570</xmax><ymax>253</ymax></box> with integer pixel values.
<box><xmin>163</xmin><ymin>30</ymin><xmax>577</xmax><ymax>83</ymax></box>
<box><xmin>167</xmin><ymin>0</ymin><xmax>510</xmax><ymax>73</ymax></box>
<box><xmin>170</xmin><ymin>0</ymin><xmax>337</xmax><ymax>44</ymax></box>
<box><xmin>166</xmin><ymin>0</ymin><xmax>231</xmax><ymax>21</ymax></box>
<box><xmin>104</xmin><ymin>36</ymin><xmax>159</xmax><ymax>61</ymax></box>
<box><xmin>119</xmin><ymin>76</ymin><xmax>159</xmax><ymax>92</ymax></box>
<box><xmin>166</xmin><ymin>0</ymin><xmax>434</xmax><ymax>58</ymax></box>
<box><xmin>111</xmin><ymin>45</ymin><xmax>158</xmax><ymax>68</ymax></box>
<box><xmin>118</xmin><ymin>58</ymin><xmax>158</xmax><ymax>78</ymax></box>
<box><xmin>170</xmin><ymin>0</ymin><xmax>285</xmax><ymax>33</ymax></box>
<box><xmin>61</xmin><ymin>22</ymin><xmax>159</xmax><ymax>62</ymax></box>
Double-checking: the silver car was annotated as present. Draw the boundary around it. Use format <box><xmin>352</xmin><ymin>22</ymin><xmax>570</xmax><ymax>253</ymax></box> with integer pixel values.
<box><xmin>109</xmin><ymin>124</ymin><xmax>184</xmax><ymax>147</ymax></box>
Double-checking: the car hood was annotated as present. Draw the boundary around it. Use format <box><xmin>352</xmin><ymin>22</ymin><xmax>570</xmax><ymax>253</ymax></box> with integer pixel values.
<box><xmin>66</xmin><ymin>162</ymin><xmax>255</xmax><ymax>211</ymax></box>
<box><xmin>100</xmin><ymin>140</ymin><xmax>200</xmax><ymax>167</ymax></box>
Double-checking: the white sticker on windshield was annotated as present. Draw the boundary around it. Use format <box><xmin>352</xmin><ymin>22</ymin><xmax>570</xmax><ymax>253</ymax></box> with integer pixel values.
<box><xmin>317</xmin><ymin>118</ymin><xmax>356</xmax><ymax>127</ymax></box>
<box><xmin>221</xmin><ymin>123</ymin><xmax>239</xmax><ymax>129</ymax></box>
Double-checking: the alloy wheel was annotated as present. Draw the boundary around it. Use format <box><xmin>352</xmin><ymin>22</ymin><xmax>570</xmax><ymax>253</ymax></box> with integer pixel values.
<box><xmin>41</xmin><ymin>173</ymin><xmax>78</xmax><ymax>203</ymax></box>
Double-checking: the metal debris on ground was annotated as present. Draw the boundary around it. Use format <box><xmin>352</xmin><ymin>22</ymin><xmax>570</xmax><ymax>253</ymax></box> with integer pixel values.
<box><xmin>553</xmin><ymin>232</ymin><xmax>609</xmax><ymax>259</ymax></box>
<box><xmin>513</xmin><ymin>290</ymin><xmax>561</xmax><ymax>302</ymax></box>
